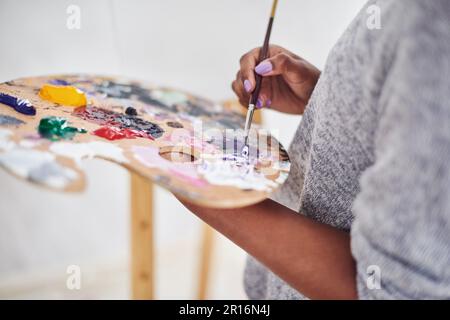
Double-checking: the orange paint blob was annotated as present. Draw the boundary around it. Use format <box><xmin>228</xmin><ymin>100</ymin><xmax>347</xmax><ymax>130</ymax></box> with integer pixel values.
<box><xmin>39</xmin><ymin>84</ymin><xmax>87</xmax><ymax>107</ymax></box>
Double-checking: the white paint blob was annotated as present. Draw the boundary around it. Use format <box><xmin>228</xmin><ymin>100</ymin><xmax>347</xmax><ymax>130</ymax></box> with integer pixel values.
<box><xmin>50</xmin><ymin>141</ymin><xmax>128</xmax><ymax>164</ymax></box>
<box><xmin>0</xmin><ymin>148</ymin><xmax>53</xmax><ymax>177</ymax></box>
<box><xmin>0</xmin><ymin>148</ymin><xmax>77</xmax><ymax>188</ymax></box>
<box><xmin>29</xmin><ymin>162</ymin><xmax>78</xmax><ymax>188</ymax></box>
<box><xmin>198</xmin><ymin>157</ymin><xmax>278</xmax><ymax>191</ymax></box>
<box><xmin>19</xmin><ymin>139</ymin><xmax>42</xmax><ymax>149</ymax></box>
<box><xmin>132</xmin><ymin>145</ymin><xmax>206</xmax><ymax>187</ymax></box>
<box><xmin>152</xmin><ymin>90</ymin><xmax>188</xmax><ymax>106</ymax></box>
<box><xmin>273</xmin><ymin>160</ymin><xmax>291</xmax><ymax>172</ymax></box>
<box><xmin>0</xmin><ymin>129</ymin><xmax>15</xmax><ymax>151</ymax></box>
<box><xmin>275</xmin><ymin>171</ymin><xmax>289</xmax><ymax>184</ymax></box>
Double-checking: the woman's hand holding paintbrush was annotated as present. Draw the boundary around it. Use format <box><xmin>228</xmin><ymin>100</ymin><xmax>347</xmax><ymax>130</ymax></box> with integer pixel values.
<box><xmin>232</xmin><ymin>45</ymin><xmax>321</xmax><ymax>115</ymax></box>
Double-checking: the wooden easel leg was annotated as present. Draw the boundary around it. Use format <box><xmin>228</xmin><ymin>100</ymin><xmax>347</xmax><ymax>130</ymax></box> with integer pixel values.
<box><xmin>130</xmin><ymin>172</ymin><xmax>154</xmax><ymax>300</ymax></box>
<box><xmin>197</xmin><ymin>223</ymin><xmax>214</xmax><ymax>300</ymax></box>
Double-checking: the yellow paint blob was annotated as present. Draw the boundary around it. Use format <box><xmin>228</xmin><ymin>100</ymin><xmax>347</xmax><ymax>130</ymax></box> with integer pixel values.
<box><xmin>39</xmin><ymin>84</ymin><xmax>87</xmax><ymax>107</ymax></box>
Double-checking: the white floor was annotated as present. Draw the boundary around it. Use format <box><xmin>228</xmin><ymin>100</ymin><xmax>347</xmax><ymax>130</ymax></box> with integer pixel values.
<box><xmin>0</xmin><ymin>197</ymin><xmax>248</xmax><ymax>299</ymax></box>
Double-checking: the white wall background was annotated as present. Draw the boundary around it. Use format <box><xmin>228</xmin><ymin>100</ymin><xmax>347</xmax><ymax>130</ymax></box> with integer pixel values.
<box><xmin>0</xmin><ymin>0</ymin><xmax>365</xmax><ymax>299</ymax></box>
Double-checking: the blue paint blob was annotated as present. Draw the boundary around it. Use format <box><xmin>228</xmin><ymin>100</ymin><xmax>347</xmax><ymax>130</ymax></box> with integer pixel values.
<box><xmin>0</xmin><ymin>93</ymin><xmax>36</xmax><ymax>115</ymax></box>
<box><xmin>49</xmin><ymin>79</ymin><xmax>70</xmax><ymax>86</ymax></box>
<box><xmin>0</xmin><ymin>114</ymin><xmax>25</xmax><ymax>126</ymax></box>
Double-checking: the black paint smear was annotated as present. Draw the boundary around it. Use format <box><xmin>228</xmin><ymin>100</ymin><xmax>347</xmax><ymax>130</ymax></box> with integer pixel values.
<box><xmin>125</xmin><ymin>106</ymin><xmax>138</xmax><ymax>116</ymax></box>
<box><xmin>166</xmin><ymin>121</ymin><xmax>183</xmax><ymax>128</ymax></box>
<box><xmin>3</xmin><ymin>80</ymin><xmax>29</xmax><ymax>89</ymax></box>
<box><xmin>92</xmin><ymin>80</ymin><xmax>244</xmax><ymax>129</ymax></box>
<box><xmin>94</xmin><ymin>81</ymin><xmax>175</xmax><ymax>112</ymax></box>
<box><xmin>182</xmin><ymin>100</ymin><xmax>214</xmax><ymax>118</ymax></box>
<box><xmin>73</xmin><ymin>106</ymin><xmax>164</xmax><ymax>139</ymax></box>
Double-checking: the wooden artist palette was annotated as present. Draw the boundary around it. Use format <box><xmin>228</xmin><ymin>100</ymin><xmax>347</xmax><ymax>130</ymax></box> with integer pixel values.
<box><xmin>0</xmin><ymin>75</ymin><xmax>290</xmax><ymax>208</ymax></box>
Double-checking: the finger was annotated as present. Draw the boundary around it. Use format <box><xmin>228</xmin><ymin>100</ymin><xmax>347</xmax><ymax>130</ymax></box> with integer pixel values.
<box><xmin>234</xmin><ymin>71</ymin><xmax>250</xmax><ymax>101</ymax></box>
<box><xmin>231</xmin><ymin>75</ymin><xmax>250</xmax><ymax>107</ymax></box>
<box><xmin>234</xmin><ymin>75</ymin><xmax>272</xmax><ymax>109</ymax></box>
<box><xmin>232</xmin><ymin>83</ymin><xmax>248</xmax><ymax>107</ymax></box>
<box><xmin>254</xmin><ymin>95</ymin><xmax>271</xmax><ymax>109</ymax></box>
<box><xmin>255</xmin><ymin>80</ymin><xmax>273</xmax><ymax>109</ymax></box>
<box><xmin>254</xmin><ymin>52</ymin><xmax>305</xmax><ymax>83</ymax></box>
<box><xmin>239</xmin><ymin>47</ymin><xmax>261</xmax><ymax>93</ymax></box>
<box><xmin>238</xmin><ymin>45</ymin><xmax>285</xmax><ymax>93</ymax></box>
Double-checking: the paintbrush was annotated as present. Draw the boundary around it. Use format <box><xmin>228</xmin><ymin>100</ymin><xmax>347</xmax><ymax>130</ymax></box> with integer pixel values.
<box><xmin>242</xmin><ymin>0</ymin><xmax>279</xmax><ymax>158</ymax></box>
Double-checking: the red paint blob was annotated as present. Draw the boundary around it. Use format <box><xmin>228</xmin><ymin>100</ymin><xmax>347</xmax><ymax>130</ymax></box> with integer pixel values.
<box><xmin>93</xmin><ymin>126</ymin><xmax>153</xmax><ymax>141</ymax></box>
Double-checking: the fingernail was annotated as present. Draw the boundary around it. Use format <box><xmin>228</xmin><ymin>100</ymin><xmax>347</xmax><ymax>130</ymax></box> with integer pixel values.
<box><xmin>244</xmin><ymin>79</ymin><xmax>252</xmax><ymax>93</ymax></box>
<box><xmin>256</xmin><ymin>98</ymin><xmax>263</xmax><ymax>108</ymax></box>
<box><xmin>255</xmin><ymin>60</ymin><xmax>272</xmax><ymax>75</ymax></box>
<box><xmin>266</xmin><ymin>99</ymin><xmax>272</xmax><ymax>107</ymax></box>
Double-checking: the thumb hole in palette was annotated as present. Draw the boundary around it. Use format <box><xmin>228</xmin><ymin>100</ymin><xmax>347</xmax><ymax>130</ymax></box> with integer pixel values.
<box><xmin>158</xmin><ymin>145</ymin><xmax>198</xmax><ymax>163</ymax></box>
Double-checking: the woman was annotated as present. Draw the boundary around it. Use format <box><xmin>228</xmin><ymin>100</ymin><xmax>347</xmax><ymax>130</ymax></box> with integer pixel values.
<box><xmin>180</xmin><ymin>0</ymin><xmax>450</xmax><ymax>299</ymax></box>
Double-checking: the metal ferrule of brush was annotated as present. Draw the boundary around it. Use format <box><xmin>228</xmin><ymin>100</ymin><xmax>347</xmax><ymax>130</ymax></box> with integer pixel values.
<box><xmin>244</xmin><ymin>103</ymin><xmax>255</xmax><ymax>137</ymax></box>
<box><xmin>242</xmin><ymin>103</ymin><xmax>255</xmax><ymax>157</ymax></box>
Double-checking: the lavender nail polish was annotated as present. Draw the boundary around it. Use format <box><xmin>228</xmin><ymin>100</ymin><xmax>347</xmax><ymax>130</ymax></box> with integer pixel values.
<box><xmin>255</xmin><ymin>61</ymin><xmax>273</xmax><ymax>75</ymax></box>
<box><xmin>244</xmin><ymin>79</ymin><xmax>252</xmax><ymax>92</ymax></box>
<box><xmin>266</xmin><ymin>99</ymin><xmax>272</xmax><ymax>107</ymax></box>
<box><xmin>256</xmin><ymin>98</ymin><xmax>263</xmax><ymax>108</ymax></box>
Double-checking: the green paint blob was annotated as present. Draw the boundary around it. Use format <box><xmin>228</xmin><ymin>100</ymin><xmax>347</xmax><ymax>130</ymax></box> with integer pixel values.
<box><xmin>38</xmin><ymin>116</ymin><xmax>87</xmax><ymax>141</ymax></box>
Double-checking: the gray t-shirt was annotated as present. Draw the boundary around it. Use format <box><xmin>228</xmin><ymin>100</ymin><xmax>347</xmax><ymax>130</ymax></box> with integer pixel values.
<box><xmin>244</xmin><ymin>0</ymin><xmax>450</xmax><ymax>299</ymax></box>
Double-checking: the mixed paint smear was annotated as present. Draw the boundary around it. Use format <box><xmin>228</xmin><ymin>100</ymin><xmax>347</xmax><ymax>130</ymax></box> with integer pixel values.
<box><xmin>166</xmin><ymin>121</ymin><xmax>184</xmax><ymax>128</ymax></box>
<box><xmin>73</xmin><ymin>106</ymin><xmax>164</xmax><ymax>140</ymax></box>
<box><xmin>92</xmin><ymin>81</ymin><xmax>243</xmax><ymax>130</ymax></box>
<box><xmin>0</xmin><ymin>114</ymin><xmax>24</xmax><ymax>126</ymax></box>
<box><xmin>132</xmin><ymin>145</ymin><xmax>206</xmax><ymax>187</ymax></box>
<box><xmin>205</xmin><ymin>133</ymin><xmax>260</xmax><ymax>159</ymax></box>
<box><xmin>0</xmin><ymin>93</ymin><xmax>36</xmax><ymax>115</ymax></box>
<box><xmin>131</xmin><ymin>143</ymin><xmax>288</xmax><ymax>192</ymax></box>
<box><xmin>38</xmin><ymin>116</ymin><xmax>87</xmax><ymax>141</ymax></box>
<box><xmin>49</xmin><ymin>79</ymin><xmax>71</xmax><ymax>86</ymax></box>
<box><xmin>198</xmin><ymin>156</ymin><xmax>278</xmax><ymax>191</ymax></box>
<box><xmin>0</xmin><ymin>148</ymin><xmax>77</xmax><ymax>188</ymax></box>
<box><xmin>0</xmin><ymin>129</ymin><xmax>77</xmax><ymax>188</ymax></box>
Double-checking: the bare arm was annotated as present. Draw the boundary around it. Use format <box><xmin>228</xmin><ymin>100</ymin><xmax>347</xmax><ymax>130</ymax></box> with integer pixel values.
<box><xmin>187</xmin><ymin>46</ymin><xmax>355</xmax><ymax>299</ymax></box>
<box><xmin>179</xmin><ymin>198</ymin><xmax>357</xmax><ymax>299</ymax></box>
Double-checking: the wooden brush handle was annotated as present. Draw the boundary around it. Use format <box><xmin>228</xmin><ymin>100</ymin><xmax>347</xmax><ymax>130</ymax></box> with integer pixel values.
<box><xmin>250</xmin><ymin>16</ymin><xmax>275</xmax><ymax>106</ymax></box>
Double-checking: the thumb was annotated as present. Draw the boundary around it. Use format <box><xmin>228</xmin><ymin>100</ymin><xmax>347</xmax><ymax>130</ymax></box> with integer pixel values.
<box><xmin>255</xmin><ymin>53</ymin><xmax>305</xmax><ymax>82</ymax></box>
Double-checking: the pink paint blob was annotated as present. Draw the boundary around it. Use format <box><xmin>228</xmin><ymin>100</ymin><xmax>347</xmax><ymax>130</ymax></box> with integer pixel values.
<box><xmin>132</xmin><ymin>145</ymin><xmax>206</xmax><ymax>187</ymax></box>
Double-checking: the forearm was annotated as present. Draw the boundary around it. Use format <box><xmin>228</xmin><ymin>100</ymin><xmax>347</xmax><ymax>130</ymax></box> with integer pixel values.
<box><xmin>180</xmin><ymin>198</ymin><xmax>357</xmax><ymax>299</ymax></box>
